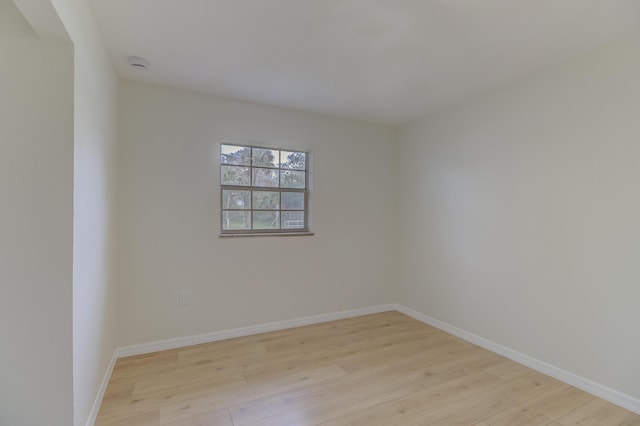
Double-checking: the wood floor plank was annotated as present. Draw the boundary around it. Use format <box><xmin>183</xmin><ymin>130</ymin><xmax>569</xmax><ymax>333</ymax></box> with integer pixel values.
<box><xmin>395</xmin><ymin>372</ymin><xmax>563</xmax><ymax>425</ymax></box>
<box><xmin>525</xmin><ymin>385</ymin><xmax>596</xmax><ymax>420</ymax></box>
<box><xmin>228</xmin><ymin>355</ymin><xmax>508</xmax><ymax>426</ymax></box>
<box><xmin>317</xmin><ymin>419</ymin><xmax>352</xmax><ymax>426</ymax></box>
<box><xmin>189</xmin><ymin>408</ymin><xmax>234</xmax><ymax>426</ymax></box>
<box><xmin>158</xmin><ymin>365</ymin><xmax>347</xmax><ymax>424</ymax></box>
<box><xmin>551</xmin><ymin>397</ymin><xmax>640</xmax><ymax>425</ymax></box>
<box><xmin>227</xmin><ymin>364</ymin><xmax>393</xmax><ymax>425</ymax></box>
<box><xmin>95</xmin><ymin>407</ymin><xmax>159</xmax><ymax>426</ymax></box>
<box><xmin>474</xmin><ymin>405</ymin><xmax>551</xmax><ymax>425</ymax></box>
<box><xmin>346</xmin><ymin>369</ymin><xmax>507</xmax><ymax>426</ymax></box>
<box><xmin>95</xmin><ymin>311</ymin><xmax>640</xmax><ymax>426</ymax></box>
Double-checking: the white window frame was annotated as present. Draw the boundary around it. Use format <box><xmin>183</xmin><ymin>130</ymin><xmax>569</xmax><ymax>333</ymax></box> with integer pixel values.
<box><xmin>219</xmin><ymin>143</ymin><xmax>311</xmax><ymax>236</ymax></box>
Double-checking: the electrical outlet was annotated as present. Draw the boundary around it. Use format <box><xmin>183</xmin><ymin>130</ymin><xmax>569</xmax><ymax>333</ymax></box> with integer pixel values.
<box><xmin>179</xmin><ymin>290</ymin><xmax>191</xmax><ymax>306</ymax></box>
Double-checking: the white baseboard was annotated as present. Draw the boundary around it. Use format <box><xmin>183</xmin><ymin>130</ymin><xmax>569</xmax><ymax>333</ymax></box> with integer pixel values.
<box><xmin>85</xmin><ymin>352</ymin><xmax>117</xmax><ymax>426</ymax></box>
<box><xmin>115</xmin><ymin>304</ymin><xmax>395</xmax><ymax>358</ymax></box>
<box><xmin>394</xmin><ymin>304</ymin><xmax>640</xmax><ymax>415</ymax></box>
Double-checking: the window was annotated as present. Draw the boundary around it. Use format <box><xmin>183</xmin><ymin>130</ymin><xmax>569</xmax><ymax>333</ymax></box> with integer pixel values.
<box><xmin>220</xmin><ymin>143</ymin><xmax>310</xmax><ymax>235</ymax></box>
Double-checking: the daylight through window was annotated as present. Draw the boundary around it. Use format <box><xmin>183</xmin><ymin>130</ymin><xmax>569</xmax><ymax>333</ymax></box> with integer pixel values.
<box><xmin>220</xmin><ymin>144</ymin><xmax>309</xmax><ymax>234</ymax></box>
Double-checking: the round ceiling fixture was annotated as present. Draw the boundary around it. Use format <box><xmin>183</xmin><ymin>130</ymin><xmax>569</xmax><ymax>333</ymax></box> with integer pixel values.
<box><xmin>127</xmin><ymin>56</ymin><xmax>150</xmax><ymax>70</ymax></box>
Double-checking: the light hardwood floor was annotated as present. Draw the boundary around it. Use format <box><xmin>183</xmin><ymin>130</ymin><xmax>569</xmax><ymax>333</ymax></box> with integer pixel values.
<box><xmin>96</xmin><ymin>311</ymin><xmax>640</xmax><ymax>425</ymax></box>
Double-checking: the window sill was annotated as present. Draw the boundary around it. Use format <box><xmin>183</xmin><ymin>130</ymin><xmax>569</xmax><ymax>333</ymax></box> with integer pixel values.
<box><xmin>219</xmin><ymin>232</ymin><xmax>314</xmax><ymax>238</ymax></box>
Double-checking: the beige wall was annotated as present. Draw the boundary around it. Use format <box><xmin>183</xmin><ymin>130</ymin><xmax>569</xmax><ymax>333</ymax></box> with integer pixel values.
<box><xmin>117</xmin><ymin>80</ymin><xmax>397</xmax><ymax>347</ymax></box>
<box><xmin>0</xmin><ymin>34</ymin><xmax>74</xmax><ymax>425</ymax></box>
<box><xmin>50</xmin><ymin>0</ymin><xmax>120</xmax><ymax>424</ymax></box>
<box><xmin>397</xmin><ymin>42</ymin><xmax>640</xmax><ymax>400</ymax></box>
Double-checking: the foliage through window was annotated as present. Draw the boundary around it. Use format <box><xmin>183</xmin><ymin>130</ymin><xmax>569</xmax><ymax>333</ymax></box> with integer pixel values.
<box><xmin>220</xmin><ymin>144</ymin><xmax>309</xmax><ymax>234</ymax></box>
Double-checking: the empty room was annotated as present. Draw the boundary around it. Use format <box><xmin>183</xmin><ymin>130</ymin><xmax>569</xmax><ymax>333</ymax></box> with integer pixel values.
<box><xmin>2</xmin><ymin>0</ymin><xmax>640</xmax><ymax>425</ymax></box>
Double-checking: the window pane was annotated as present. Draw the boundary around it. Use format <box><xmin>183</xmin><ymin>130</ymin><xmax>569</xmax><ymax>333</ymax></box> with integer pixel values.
<box><xmin>281</xmin><ymin>192</ymin><xmax>304</xmax><ymax>210</ymax></box>
<box><xmin>221</xmin><ymin>165</ymin><xmax>251</xmax><ymax>186</ymax></box>
<box><xmin>253</xmin><ymin>168</ymin><xmax>279</xmax><ymax>187</ymax></box>
<box><xmin>221</xmin><ymin>145</ymin><xmax>251</xmax><ymax>166</ymax></box>
<box><xmin>281</xmin><ymin>170</ymin><xmax>305</xmax><ymax>188</ymax></box>
<box><xmin>281</xmin><ymin>151</ymin><xmax>306</xmax><ymax>170</ymax></box>
<box><xmin>253</xmin><ymin>191</ymin><xmax>279</xmax><ymax>210</ymax></box>
<box><xmin>253</xmin><ymin>211</ymin><xmax>280</xmax><ymax>229</ymax></box>
<box><xmin>282</xmin><ymin>211</ymin><xmax>304</xmax><ymax>229</ymax></box>
<box><xmin>222</xmin><ymin>211</ymin><xmax>251</xmax><ymax>230</ymax></box>
<box><xmin>222</xmin><ymin>190</ymin><xmax>250</xmax><ymax>209</ymax></box>
<box><xmin>252</xmin><ymin>148</ymin><xmax>279</xmax><ymax>168</ymax></box>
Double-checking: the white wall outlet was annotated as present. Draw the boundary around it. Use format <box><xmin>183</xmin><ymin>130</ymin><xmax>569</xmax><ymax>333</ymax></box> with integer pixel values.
<box><xmin>179</xmin><ymin>290</ymin><xmax>191</xmax><ymax>306</ymax></box>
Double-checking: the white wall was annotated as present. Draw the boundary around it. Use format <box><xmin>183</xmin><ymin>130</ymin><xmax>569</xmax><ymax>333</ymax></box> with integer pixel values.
<box><xmin>50</xmin><ymin>0</ymin><xmax>120</xmax><ymax>424</ymax></box>
<box><xmin>0</xmin><ymin>0</ymin><xmax>35</xmax><ymax>37</ymax></box>
<box><xmin>397</xmin><ymin>41</ymin><xmax>640</xmax><ymax>400</ymax></box>
<box><xmin>117</xmin><ymin>80</ymin><xmax>396</xmax><ymax>346</ymax></box>
<box><xmin>0</xmin><ymin>34</ymin><xmax>74</xmax><ymax>426</ymax></box>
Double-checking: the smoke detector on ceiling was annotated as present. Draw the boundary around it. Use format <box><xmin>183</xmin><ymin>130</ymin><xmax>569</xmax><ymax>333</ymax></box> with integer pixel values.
<box><xmin>127</xmin><ymin>56</ymin><xmax>150</xmax><ymax>70</ymax></box>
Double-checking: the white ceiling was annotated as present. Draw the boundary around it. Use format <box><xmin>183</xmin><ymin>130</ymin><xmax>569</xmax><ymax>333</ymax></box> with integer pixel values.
<box><xmin>91</xmin><ymin>0</ymin><xmax>640</xmax><ymax>125</ymax></box>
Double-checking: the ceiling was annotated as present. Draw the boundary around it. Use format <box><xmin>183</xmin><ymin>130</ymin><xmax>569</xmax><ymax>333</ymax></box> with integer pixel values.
<box><xmin>91</xmin><ymin>0</ymin><xmax>640</xmax><ymax>125</ymax></box>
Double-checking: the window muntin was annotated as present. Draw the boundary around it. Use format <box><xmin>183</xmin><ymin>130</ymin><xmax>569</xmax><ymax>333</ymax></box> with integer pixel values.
<box><xmin>221</xmin><ymin>144</ymin><xmax>308</xmax><ymax>234</ymax></box>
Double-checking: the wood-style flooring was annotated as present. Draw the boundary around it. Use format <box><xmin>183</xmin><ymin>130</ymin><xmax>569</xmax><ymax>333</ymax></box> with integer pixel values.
<box><xmin>96</xmin><ymin>311</ymin><xmax>640</xmax><ymax>425</ymax></box>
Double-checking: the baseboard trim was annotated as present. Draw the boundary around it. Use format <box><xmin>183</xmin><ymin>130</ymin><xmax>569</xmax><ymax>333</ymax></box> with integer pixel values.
<box><xmin>85</xmin><ymin>352</ymin><xmax>117</xmax><ymax>426</ymax></box>
<box><xmin>394</xmin><ymin>304</ymin><xmax>640</xmax><ymax>415</ymax></box>
<box><xmin>115</xmin><ymin>304</ymin><xmax>396</xmax><ymax>358</ymax></box>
